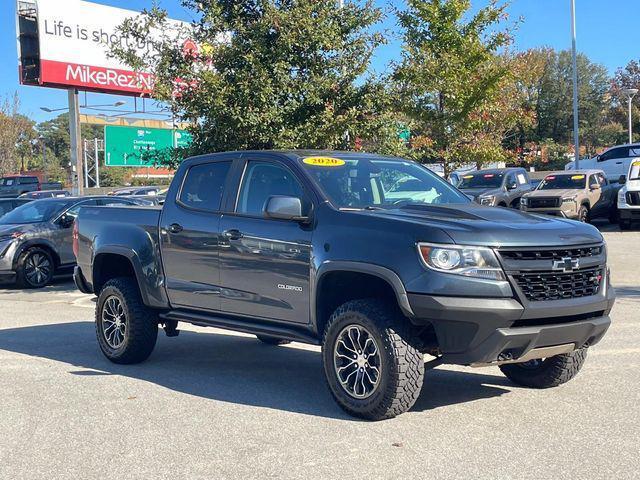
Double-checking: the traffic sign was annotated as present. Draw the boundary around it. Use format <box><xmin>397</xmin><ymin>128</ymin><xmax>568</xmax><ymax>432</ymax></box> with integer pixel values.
<box><xmin>104</xmin><ymin>125</ymin><xmax>192</xmax><ymax>167</ymax></box>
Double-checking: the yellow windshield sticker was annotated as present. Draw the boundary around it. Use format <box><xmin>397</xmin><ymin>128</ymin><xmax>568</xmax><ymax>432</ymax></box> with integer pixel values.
<box><xmin>571</xmin><ymin>175</ymin><xmax>585</xmax><ymax>180</ymax></box>
<box><xmin>303</xmin><ymin>157</ymin><xmax>345</xmax><ymax>167</ymax></box>
<box><xmin>463</xmin><ymin>175</ymin><xmax>474</xmax><ymax>179</ymax></box>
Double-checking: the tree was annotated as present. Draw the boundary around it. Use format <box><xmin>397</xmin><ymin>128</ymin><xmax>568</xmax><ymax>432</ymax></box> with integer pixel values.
<box><xmin>111</xmin><ymin>0</ymin><xmax>395</xmax><ymax>167</ymax></box>
<box><xmin>536</xmin><ymin>50</ymin><xmax>610</xmax><ymax>155</ymax></box>
<box><xmin>392</xmin><ymin>0</ymin><xmax>517</xmax><ymax>175</ymax></box>
<box><xmin>0</xmin><ymin>94</ymin><xmax>38</xmax><ymax>175</ymax></box>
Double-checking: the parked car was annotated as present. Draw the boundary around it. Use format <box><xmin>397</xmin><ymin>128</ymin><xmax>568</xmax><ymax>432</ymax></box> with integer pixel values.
<box><xmin>20</xmin><ymin>190</ymin><xmax>70</xmax><ymax>199</ymax></box>
<box><xmin>521</xmin><ymin>170</ymin><xmax>618</xmax><ymax>223</ymax></box>
<box><xmin>0</xmin><ymin>175</ymin><xmax>40</xmax><ymax>198</ymax></box>
<box><xmin>457</xmin><ymin>167</ymin><xmax>531</xmax><ymax>208</ymax></box>
<box><xmin>0</xmin><ymin>198</ymin><xmax>33</xmax><ymax>218</ymax></box>
<box><xmin>110</xmin><ymin>186</ymin><xmax>161</xmax><ymax>197</ymax></box>
<box><xmin>566</xmin><ymin>144</ymin><xmax>640</xmax><ymax>181</ymax></box>
<box><xmin>0</xmin><ymin>196</ymin><xmax>150</xmax><ymax>288</ymax></box>
<box><xmin>74</xmin><ymin>151</ymin><xmax>614</xmax><ymax>420</ymax></box>
<box><xmin>615</xmin><ymin>160</ymin><xmax>640</xmax><ymax>230</ymax></box>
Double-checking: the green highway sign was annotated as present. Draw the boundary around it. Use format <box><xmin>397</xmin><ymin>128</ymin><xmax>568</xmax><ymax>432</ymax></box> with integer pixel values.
<box><xmin>104</xmin><ymin>126</ymin><xmax>192</xmax><ymax>167</ymax></box>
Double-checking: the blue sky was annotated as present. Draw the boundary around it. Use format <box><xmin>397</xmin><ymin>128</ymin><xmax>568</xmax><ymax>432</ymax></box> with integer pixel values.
<box><xmin>2</xmin><ymin>0</ymin><xmax>638</xmax><ymax>123</ymax></box>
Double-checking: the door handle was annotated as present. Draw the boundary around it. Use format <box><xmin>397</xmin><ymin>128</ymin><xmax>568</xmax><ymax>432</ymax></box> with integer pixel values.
<box><xmin>223</xmin><ymin>229</ymin><xmax>243</xmax><ymax>240</ymax></box>
<box><xmin>616</xmin><ymin>162</ymin><xmax>623</xmax><ymax>164</ymax></box>
<box><xmin>168</xmin><ymin>223</ymin><xmax>183</xmax><ymax>234</ymax></box>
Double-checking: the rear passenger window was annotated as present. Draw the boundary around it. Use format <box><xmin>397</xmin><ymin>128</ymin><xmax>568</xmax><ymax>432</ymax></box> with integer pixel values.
<box><xmin>179</xmin><ymin>161</ymin><xmax>232</xmax><ymax>211</ymax></box>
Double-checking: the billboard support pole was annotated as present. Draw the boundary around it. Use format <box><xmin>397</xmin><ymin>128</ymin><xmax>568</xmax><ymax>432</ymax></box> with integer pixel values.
<box><xmin>68</xmin><ymin>89</ymin><xmax>83</xmax><ymax>195</ymax></box>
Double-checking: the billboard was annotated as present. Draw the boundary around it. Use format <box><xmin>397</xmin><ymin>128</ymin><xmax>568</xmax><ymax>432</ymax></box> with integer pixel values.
<box><xmin>17</xmin><ymin>0</ymin><xmax>189</xmax><ymax>95</ymax></box>
<box><xmin>105</xmin><ymin>125</ymin><xmax>192</xmax><ymax>167</ymax></box>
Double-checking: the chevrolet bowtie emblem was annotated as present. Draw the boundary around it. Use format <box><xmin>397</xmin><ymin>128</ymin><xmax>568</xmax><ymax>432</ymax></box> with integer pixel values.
<box><xmin>552</xmin><ymin>257</ymin><xmax>580</xmax><ymax>272</ymax></box>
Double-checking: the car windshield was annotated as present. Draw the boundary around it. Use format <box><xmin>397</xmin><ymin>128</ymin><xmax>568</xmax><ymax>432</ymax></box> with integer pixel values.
<box><xmin>458</xmin><ymin>173</ymin><xmax>504</xmax><ymax>189</ymax></box>
<box><xmin>0</xmin><ymin>199</ymin><xmax>72</xmax><ymax>224</ymax></box>
<box><xmin>538</xmin><ymin>174</ymin><xmax>586</xmax><ymax>190</ymax></box>
<box><xmin>300</xmin><ymin>156</ymin><xmax>469</xmax><ymax>208</ymax></box>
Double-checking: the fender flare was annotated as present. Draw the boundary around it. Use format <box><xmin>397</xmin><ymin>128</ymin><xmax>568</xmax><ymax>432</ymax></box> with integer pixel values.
<box><xmin>92</xmin><ymin>246</ymin><xmax>150</xmax><ymax>304</ymax></box>
<box><xmin>313</xmin><ymin>261</ymin><xmax>414</xmax><ymax>323</ymax></box>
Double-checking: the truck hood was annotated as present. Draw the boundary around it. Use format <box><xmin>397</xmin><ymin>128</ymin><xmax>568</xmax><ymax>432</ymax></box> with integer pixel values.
<box><xmin>458</xmin><ymin>187</ymin><xmax>502</xmax><ymax>199</ymax></box>
<box><xmin>361</xmin><ymin>204</ymin><xmax>602</xmax><ymax>247</ymax></box>
<box><xmin>525</xmin><ymin>189</ymin><xmax>578</xmax><ymax>198</ymax></box>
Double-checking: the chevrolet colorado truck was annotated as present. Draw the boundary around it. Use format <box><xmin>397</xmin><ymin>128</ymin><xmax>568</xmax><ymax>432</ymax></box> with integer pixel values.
<box><xmin>73</xmin><ymin>151</ymin><xmax>615</xmax><ymax>420</ymax></box>
<box><xmin>457</xmin><ymin>167</ymin><xmax>532</xmax><ymax>207</ymax></box>
<box><xmin>521</xmin><ymin>170</ymin><xmax>618</xmax><ymax>223</ymax></box>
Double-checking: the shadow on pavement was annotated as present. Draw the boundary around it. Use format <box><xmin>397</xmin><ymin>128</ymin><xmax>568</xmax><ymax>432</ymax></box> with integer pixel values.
<box><xmin>0</xmin><ymin>321</ymin><xmax>511</xmax><ymax>419</ymax></box>
<box><xmin>0</xmin><ymin>277</ymin><xmax>75</xmax><ymax>293</ymax></box>
<box><xmin>612</xmin><ymin>286</ymin><xmax>640</xmax><ymax>297</ymax></box>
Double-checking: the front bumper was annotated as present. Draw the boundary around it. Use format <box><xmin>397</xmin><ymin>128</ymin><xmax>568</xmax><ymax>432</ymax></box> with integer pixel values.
<box><xmin>619</xmin><ymin>208</ymin><xmax>640</xmax><ymax>221</ymax></box>
<box><xmin>521</xmin><ymin>206</ymin><xmax>576</xmax><ymax>218</ymax></box>
<box><xmin>408</xmin><ymin>284</ymin><xmax>615</xmax><ymax>365</ymax></box>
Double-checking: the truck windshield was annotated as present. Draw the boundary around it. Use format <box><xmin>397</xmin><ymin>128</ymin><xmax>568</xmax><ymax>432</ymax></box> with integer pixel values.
<box><xmin>300</xmin><ymin>156</ymin><xmax>469</xmax><ymax>209</ymax></box>
<box><xmin>458</xmin><ymin>173</ymin><xmax>504</xmax><ymax>189</ymax></box>
<box><xmin>538</xmin><ymin>174</ymin><xmax>586</xmax><ymax>190</ymax></box>
<box><xmin>0</xmin><ymin>199</ymin><xmax>72</xmax><ymax>224</ymax></box>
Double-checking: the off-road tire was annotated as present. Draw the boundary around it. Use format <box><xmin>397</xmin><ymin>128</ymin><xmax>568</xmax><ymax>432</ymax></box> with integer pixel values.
<box><xmin>96</xmin><ymin>277</ymin><xmax>158</xmax><ymax>364</ymax></box>
<box><xmin>256</xmin><ymin>335</ymin><xmax>291</xmax><ymax>346</ymax></box>
<box><xmin>499</xmin><ymin>348</ymin><xmax>588</xmax><ymax>388</ymax></box>
<box><xmin>578</xmin><ymin>205</ymin><xmax>590</xmax><ymax>223</ymax></box>
<box><xmin>322</xmin><ymin>299</ymin><xmax>424</xmax><ymax>420</ymax></box>
<box><xmin>15</xmin><ymin>247</ymin><xmax>54</xmax><ymax>289</ymax></box>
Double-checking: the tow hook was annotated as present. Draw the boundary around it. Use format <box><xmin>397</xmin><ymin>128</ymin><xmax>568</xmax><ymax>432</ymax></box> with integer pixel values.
<box><xmin>163</xmin><ymin>319</ymin><xmax>180</xmax><ymax>337</ymax></box>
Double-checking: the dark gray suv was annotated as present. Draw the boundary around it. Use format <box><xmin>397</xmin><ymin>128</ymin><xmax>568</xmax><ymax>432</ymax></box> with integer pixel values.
<box><xmin>0</xmin><ymin>196</ymin><xmax>144</xmax><ymax>288</ymax></box>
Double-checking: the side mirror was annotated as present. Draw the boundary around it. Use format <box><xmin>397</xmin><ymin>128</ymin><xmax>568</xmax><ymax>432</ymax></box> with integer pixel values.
<box><xmin>264</xmin><ymin>196</ymin><xmax>308</xmax><ymax>222</ymax></box>
<box><xmin>506</xmin><ymin>182</ymin><xmax>518</xmax><ymax>191</ymax></box>
<box><xmin>590</xmin><ymin>183</ymin><xmax>601</xmax><ymax>191</ymax></box>
<box><xmin>619</xmin><ymin>175</ymin><xmax>627</xmax><ymax>185</ymax></box>
<box><xmin>58</xmin><ymin>214</ymin><xmax>75</xmax><ymax>228</ymax></box>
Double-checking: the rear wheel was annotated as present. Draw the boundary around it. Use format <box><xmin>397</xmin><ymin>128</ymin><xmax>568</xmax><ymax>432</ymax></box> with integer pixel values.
<box><xmin>96</xmin><ymin>277</ymin><xmax>158</xmax><ymax>364</ymax></box>
<box><xmin>256</xmin><ymin>335</ymin><xmax>291</xmax><ymax>346</ymax></box>
<box><xmin>322</xmin><ymin>299</ymin><xmax>424</xmax><ymax>420</ymax></box>
<box><xmin>16</xmin><ymin>247</ymin><xmax>54</xmax><ymax>288</ymax></box>
<box><xmin>499</xmin><ymin>348</ymin><xmax>587</xmax><ymax>388</ymax></box>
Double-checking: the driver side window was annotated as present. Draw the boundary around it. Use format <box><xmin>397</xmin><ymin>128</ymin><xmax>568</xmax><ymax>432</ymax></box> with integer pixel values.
<box><xmin>63</xmin><ymin>200</ymin><xmax>98</xmax><ymax>220</ymax></box>
<box><xmin>599</xmin><ymin>148</ymin><xmax>625</xmax><ymax>162</ymax></box>
<box><xmin>237</xmin><ymin>161</ymin><xmax>307</xmax><ymax>216</ymax></box>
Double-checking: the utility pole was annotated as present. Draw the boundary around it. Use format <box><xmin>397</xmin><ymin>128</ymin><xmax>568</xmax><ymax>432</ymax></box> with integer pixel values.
<box><xmin>570</xmin><ymin>0</ymin><xmax>580</xmax><ymax>169</ymax></box>
<box><xmin>622</xmin><ymin>88</ymin><xmax>639</xmax><ymax>144</ymax></box>
<box><xmin>68</xmin><ymin>89</ymin><xmax>84</xmax><ymax>195</ymax></box>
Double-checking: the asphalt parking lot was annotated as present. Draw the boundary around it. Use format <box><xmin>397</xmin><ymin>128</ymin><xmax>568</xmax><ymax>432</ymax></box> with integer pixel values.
<box><xmin>0</xmin><ymin>227</ymin><xmax>638</xmax><ymax>479</ymax></box>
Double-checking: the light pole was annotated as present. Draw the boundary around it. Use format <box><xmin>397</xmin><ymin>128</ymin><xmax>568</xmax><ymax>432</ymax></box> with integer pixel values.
<box><xmin>622</xmin><ymin>88</ymin><xmax>638</xmax><ymax>144</ymax></box>
<box><xmin>570</xmin><ymin>0</ymin><xmax>580</xmax><ymax>169</ymax></box>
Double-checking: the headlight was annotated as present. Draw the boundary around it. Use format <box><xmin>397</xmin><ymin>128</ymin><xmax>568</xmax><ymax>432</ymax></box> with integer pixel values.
<box><xmin>562</xmin><ymin>196</ymin><xmax>577</xmax><ymax>203</ymax></box>
<box><xmin>418</xmin><ymin>243</ymin><xmax>506</xmax><ymax>281</ymax></box>
<box><xmin>478</xmin><ymin>195</ymin><xmax>495</xmax><ymax>206</ymax></box>
<box><xmin>618</xmin><ymin>189</ymin><xmax>626</xmax><ymax>205</ymax></box>
<box><xmin>520</xmin><ymin>197</ymin><xmax>528</xmax><ymax>206</ymax></box>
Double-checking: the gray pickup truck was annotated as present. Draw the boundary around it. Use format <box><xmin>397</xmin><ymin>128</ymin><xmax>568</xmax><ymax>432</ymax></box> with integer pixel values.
<box><xmin>0</xmin><ymin>175</ymin><xmax>40</xmax><ymax>198</ymax></box>
<box><xmin>74</xmin><ymin>151</ymin><xmax>615</xmax><ymax>420</ymax></box>
<box><xmin>457</xmin><ymin>167</ymin><xmax>532</xmax><ymax>208</ymax></box>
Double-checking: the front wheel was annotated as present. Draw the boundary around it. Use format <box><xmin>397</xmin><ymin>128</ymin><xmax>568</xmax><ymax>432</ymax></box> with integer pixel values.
<box><xmin>578</xmin><ymin>205</ymin><xmax>590</xmax><ymax>223</ymax></box>
<box><xmin>499</xmin><ymin>348</ymin><xmax>587</xmax><ymax>388</ymax></box>
<box><xmin>322</xmin><ymin>299</ymin><xmax>424</xmax><ymax>420</ymax></box>
<box><xmin>96</xmin><ymin>277</ymin><xmax>158</xmax><ymax>364</ymax></box>
<box><xmin>16</xmin><ymin>247</ymin><xmax>54</xmax><ymax>288</ymax></box>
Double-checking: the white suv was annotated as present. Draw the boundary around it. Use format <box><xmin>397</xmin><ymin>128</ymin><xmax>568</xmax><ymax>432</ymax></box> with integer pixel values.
<box><xmin>566</xmin><ymin>144</ymin><xmax>640</xmax><ymax>181</ymax></box>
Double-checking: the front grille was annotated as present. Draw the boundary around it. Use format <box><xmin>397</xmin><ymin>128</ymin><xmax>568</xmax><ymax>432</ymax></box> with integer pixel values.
<box><xmin>513</xmin><ymin>267</ymin><xmax>603</xmax><ymax>302</ymax></box>
<box><xmin>626</xmin><ymin>191</ymin><xmax>640</xmax><ymax>206</ymax></box>
<box><xmin>528</xmin><ymin>197</ymin><xmax>560</xmax><ymax>208</ymax></box>
<box><xmin>500</xmin><ymin>245</ymin><xmax>603</xmax><ymax>261</ymax></box>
